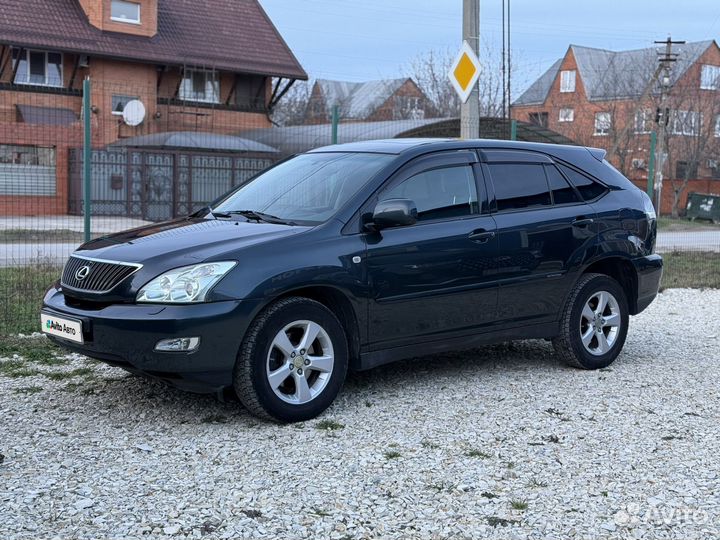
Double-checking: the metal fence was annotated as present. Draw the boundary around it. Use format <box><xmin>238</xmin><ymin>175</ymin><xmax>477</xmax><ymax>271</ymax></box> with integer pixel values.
<box><xmin>1</xmin><ymin>79</ymin><xmax>719</xmax><ymax>336</ymax></box>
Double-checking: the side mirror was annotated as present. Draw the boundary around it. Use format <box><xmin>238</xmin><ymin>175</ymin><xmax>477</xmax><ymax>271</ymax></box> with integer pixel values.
<box><xmin>368</xmin><ymin>198</ymin><xmax>418</xmax><ymax>230</ymax></box>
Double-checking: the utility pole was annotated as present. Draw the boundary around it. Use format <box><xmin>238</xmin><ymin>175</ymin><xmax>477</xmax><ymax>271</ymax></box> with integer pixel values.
<box><xmin>461</xmin><ymin>0</ymin><xmax>480</xmax><ymax>139</ymax></box>
<box><xmin>653</xmin><ymin>36</ymin><xmax>685</xmax><ymax>215</ymax></box>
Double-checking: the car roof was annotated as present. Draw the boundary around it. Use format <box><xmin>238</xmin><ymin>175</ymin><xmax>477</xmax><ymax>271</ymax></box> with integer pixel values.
<box><xmin>308</xmin><ymin>137</ymin><xmax>601</xmax><ymax>158</ymax></box>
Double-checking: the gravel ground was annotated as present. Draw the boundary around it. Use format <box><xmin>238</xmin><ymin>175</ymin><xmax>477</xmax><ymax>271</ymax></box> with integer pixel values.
<box><xmin>1</xmin><ymin>288</ymin><xmax>719</xmax><ymax>540</ymax></box>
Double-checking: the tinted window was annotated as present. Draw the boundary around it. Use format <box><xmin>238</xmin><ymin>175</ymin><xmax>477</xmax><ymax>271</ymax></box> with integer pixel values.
<box><xmin>488</xmin><ymin>163</ymin><xmax>551</xmax><ymax>211</ymax></box>
<box><xmin>545</xmin><ymin>164</ymin><xmax>580</xmax><ymax>205</ymax></box>
<box><xmin>557</xmin><ymin>164</ymin><xmax>608</xmax><ymax>201</ymax></box>
<box><xmin>382</xmin><ymin>165</ymin><xmax>478</xmax><ymax>221</ymax></box>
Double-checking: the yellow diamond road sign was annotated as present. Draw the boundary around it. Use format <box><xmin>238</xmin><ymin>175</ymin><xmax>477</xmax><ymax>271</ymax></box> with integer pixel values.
<box><xmin>449</xmin><ymin>41</ymin><xmax>481</xmax><ymax>104</ymax></box>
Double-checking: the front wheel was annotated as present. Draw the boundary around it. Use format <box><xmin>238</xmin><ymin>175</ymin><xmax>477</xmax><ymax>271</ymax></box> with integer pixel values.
<box><xmin>552</xmin><ymin>273</ymin><xmax>629</xmax><ymax>370</ymax></box>
<box><xmin>233</xmin><ymin>297</ymin><xmax>348</xmax><ymax>423</ymax></box>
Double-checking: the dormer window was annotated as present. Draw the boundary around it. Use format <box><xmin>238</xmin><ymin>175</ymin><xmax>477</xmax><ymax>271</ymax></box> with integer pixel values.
<box><xmin>111</xmin><ymin>0</ymin><xmax>141</xmax><ymax>24</ymax></box>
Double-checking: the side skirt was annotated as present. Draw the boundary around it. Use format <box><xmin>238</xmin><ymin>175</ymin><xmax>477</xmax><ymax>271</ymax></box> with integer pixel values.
<box><xmin>355</xmin><ymin>322</ymin><xmax>559</xmax><ymax>371</ymax></box>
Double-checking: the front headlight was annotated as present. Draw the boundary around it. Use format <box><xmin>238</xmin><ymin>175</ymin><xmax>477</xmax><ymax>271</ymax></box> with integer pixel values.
<box><xmin>136</xmin><ymin>262</ymin><xmax>236</xmax><ymax>303</ymax></box>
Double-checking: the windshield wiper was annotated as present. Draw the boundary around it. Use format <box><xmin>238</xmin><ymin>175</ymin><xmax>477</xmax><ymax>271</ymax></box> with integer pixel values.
<box><xmin>225</xmin><ymin>210</ymin><xmax>296</xmax><ymax>226</ymax></box>
<box><xmin>190</xmin><ymin>205</ymin><xmax>232</xmax><ymax>220</ymax></box>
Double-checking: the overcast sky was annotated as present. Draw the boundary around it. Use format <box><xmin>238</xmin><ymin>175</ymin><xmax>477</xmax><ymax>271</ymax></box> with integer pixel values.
<box><xmin>259</xmin><ymin>0</ymin><xmax>719</xmax><ymax>94</ymax></box>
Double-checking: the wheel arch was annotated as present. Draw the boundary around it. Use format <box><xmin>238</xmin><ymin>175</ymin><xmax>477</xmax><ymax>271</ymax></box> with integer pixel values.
<box><xmin>581</xmin><ymin>256</ymin><xmax>639</xmax><ymax>314</ymax></box>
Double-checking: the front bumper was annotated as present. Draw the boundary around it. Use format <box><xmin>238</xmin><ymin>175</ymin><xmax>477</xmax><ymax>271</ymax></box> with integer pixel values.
<box><xmin>632</xmin><ymin>254</ymin><xmax>663</xmax><ymax>314</ymax></box>
<box><xmin>42</xmin><ymin>286</ymin><xmax>263</xmax><ymax>392</ymax></box>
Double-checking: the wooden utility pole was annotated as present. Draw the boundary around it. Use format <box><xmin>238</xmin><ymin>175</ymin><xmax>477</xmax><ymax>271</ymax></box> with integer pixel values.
<box><xmin>461</xmin><ymin>0</ymin><xmax>480</xmax><ymax>139</ymax></box>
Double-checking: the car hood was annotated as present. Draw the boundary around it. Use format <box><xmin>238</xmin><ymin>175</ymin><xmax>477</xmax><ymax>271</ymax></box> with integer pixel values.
<box><xmin>75</xmin><ymin>218</ymin><xmax>310</xmax><ymax>266</ymax></box>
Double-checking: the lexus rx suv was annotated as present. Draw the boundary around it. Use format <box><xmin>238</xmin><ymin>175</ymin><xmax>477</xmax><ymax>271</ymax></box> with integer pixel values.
<box><xmin>42</xmin><ymin>139</ymin><xmax>662</xmax><ymax>422</ymax></box>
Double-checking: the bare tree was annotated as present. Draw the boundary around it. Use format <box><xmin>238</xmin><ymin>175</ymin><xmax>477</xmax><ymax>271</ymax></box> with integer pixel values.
<box><xmin>270</xmin><ymin>79</ymin><xmax>312</xmax><ymax>126</ymax></box>
<box><xmin>407</xmin><ymin>45</ymin><xmax>522</xmax><ymax>118</ymax></box>
<box><xmin>663</xmin><ymin>82</ymin><xmax>720</xmax><ymax>217</ymax></box>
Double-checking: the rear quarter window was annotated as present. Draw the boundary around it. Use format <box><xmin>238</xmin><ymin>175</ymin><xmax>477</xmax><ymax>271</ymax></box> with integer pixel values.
<box><xmin>557</xmin><ymin>163</ymin><xmax>608</xmax><ymax>201</ymax></box>
<box><xmin>545</xmin><ymin>164</ymin><xmax>581</xmax><ymax>205</ymax></box>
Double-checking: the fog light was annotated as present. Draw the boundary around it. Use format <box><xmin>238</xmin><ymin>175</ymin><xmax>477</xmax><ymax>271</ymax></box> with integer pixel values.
<box><xmin>154</xmin><ymin>337</ymin><xmax>200</xmax><ymax>352</ymax></box>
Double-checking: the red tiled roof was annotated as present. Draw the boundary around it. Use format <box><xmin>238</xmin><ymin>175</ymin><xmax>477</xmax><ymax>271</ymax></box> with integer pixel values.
<box><xmin>0</xmin><ymin>0</ymin><xmax>307</xmax><ymax>79</ymax></box>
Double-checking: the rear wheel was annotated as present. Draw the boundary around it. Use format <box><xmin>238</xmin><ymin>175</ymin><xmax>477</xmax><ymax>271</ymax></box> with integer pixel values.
<box><xmin>233</xmin><ymin>297</ymin><xmax>348</xmax><ymax>422</ymax></box>
<box><xmin>553</xmin><ymin>273</ymin><xmax>629</xmax><ymax>370</ymax></box>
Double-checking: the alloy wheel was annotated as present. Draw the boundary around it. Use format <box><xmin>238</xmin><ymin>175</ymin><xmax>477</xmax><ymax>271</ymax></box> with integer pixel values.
<box><xmin>579</xmin><ymin>290</ymin><xmax>622</xmax><ymax>356</ymax></box>
<box><xmin>265</xmin><ymin>320</ymin><xmax>335</xmax><ymax>404</ymax></box>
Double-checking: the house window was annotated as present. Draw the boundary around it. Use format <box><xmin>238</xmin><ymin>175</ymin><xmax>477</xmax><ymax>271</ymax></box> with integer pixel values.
<box><xmin>111</xmin><ymin>0</ymin><xmax>141</xmax><ymax>24</ymax></box>
<box><xmin>12</xmin><ymin>49</ymin><xmax>63</xmax><ymax>87</ymax></box>
<box><xmin>234</xmin><ymin>76</ymin><xmax>266</xmax><ymax>110</ymax></box>
<box><xmin>112</xmin><ymin>95</ymin><xmax>139</xmax><ymax>116</ymax></box>
<box><xmin>558</xmin><ymin>108</ymin><xmax>574</xmax><ymax>122</ymax></box>
<box><xmin>528</xmin><ymin>111</ymin><xmax>548</xmax><ymax>127</ymax></box>
<box><xmin>675</xmin><ymin>160</ymin><xmax>698</xmax><ymax>179</ymax></box>
<box><xmin>700</xmin><ymin>64</ymin><xmax>720</xmax><ymax>90</ymax></box>
<box><xmin>180</xmin><ymin>69</ymin><xmax>220</xmax><ymax>103</ymax></box>
<box><xmin>714</xmin><ymin>115</ymin><xmax>720</xmax><ymax>138</ymax></box>
<box><xmin>560</xmin><ymin>70</ymin><xmax>576</xmax><ymax>93</ymax></box>
<box><xmin>634</xmin><ymin>109</ymin><xmax>652</xmax><ymax>134</ymax></box>
<box><xmin>671</xmin><ymin>110</ymin><xmax>701</xmax><ymax>136</ymax></box>
<box><xmin>393</xmin><ymin>96</ymin><xmax>425</xmax><ymax>119</ymax></box>
<box><xmin>594</xmin><ymin>112</ymin><xmax>611</xmax><ymax>136</ymax></box>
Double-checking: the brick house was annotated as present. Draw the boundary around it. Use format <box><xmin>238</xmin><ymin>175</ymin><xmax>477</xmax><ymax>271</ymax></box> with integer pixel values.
<box><xmin>511</xmin><ymin>41</ymin><xmax>720</xmax><ymax>215</ymax></box>
<box><xmin>304</xmin><ymin>78</ymin><xmax>434</xmax><ymax>125</ymax></box>
<box><xmin>0</xmin><ymin>0</ymin><xmax>306</xmax><ymax>216</ymax></box>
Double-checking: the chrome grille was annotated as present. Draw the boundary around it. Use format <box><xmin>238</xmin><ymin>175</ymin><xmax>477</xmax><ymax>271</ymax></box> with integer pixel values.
<box><xmin>61</xmin><ymin>256</ymin><xmax>141</xmax><ymax>293</ymax></box>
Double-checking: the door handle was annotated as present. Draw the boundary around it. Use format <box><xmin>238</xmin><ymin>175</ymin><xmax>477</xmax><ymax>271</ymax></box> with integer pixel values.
<box><xmin>572</xmin><ymin>217</ymin><xmax>594</xmax><ymax>227</ymax></box>
<box><xmin>468</xmin><ymin>230</ymin><xmax>496</xmax><ymax>243</ymax></box>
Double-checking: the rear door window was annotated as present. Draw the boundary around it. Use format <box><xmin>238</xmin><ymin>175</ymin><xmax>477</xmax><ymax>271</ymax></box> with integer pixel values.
<box><xmin>557</xmin><ymin>163</ymin><xmax>608</xmax><ymax>201</ymax></box>
<box><xmin>487</xmin><ymin>163</ymin><xmax>551</xmax><ymax>211</ymax></box>
<box><xmin>545</xmin><ymin>164</ymin><xmax>581</xmax><ymax>205</ymax></box>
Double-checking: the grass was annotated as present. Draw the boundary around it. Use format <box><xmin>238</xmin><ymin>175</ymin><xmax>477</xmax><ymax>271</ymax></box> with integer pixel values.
<box><xmin>657</xmin><ymin>217</ymin><xmax>720</xmax><ymax>231</ymax></box>
<box><xmin>13</xmin><ymin>386</ymin><xmax>44</xmax><ymax>394</ymax></box>
<box><xmin>660</xmin><ymin>251</ymin><xmax>720</xmax><ymax>289</ymax></box>
<box><xmin>44</xmin><ymin>367</ymin><xmax>94</xmax><ymax>381</ymax></box>
<box><xmin>315</xmin><ymin>419</ymin><xmax>345</xmax><ymax>431</ymax></box>
<box><xmin>3</xmin><ymin>367</ymin><xmax>41</xmax><ymax>378</ymax></box>
<box><xmin>0</xmin><ymin>335</ymin><xmax>61</xmax><ymax>363</ymax></box>
<box><xmin>510</xmin><ymin>500</ymin><xmax>529</xmax><ymax>511</ymax></box>
<box><xmin>0</xmin><ymin>263</ymin><xmax>62</xmax><ymax>335</ymax></box>
<box><xmin>384</xmin><ymin>450</ymin><xmax>402</xmax><ymax>460</ymax></box>
<box><xmin>420</xmin><ymin>440</ymin><xmax>440</xmax><ymax>449</ymax></box>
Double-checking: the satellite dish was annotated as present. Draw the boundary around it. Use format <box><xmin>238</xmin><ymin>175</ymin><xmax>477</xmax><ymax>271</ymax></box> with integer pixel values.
<box><xmin>122</xmin><ymin>99</ymin><xmax>146</xmax><ymax>127</ymax></box>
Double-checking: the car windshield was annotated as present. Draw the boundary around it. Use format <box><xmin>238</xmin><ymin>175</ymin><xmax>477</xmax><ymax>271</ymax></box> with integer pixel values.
<box><xmin>213</xmin><ymin>152</ymin><xmax>394</xmax><ymax>225</ymax></box>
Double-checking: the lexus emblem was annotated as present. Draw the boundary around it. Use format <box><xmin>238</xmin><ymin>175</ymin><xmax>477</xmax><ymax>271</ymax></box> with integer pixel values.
<box><xmin>75</xmin><ymin>265</ymin><xmax>91</xmax><ymax>281</ymax></box>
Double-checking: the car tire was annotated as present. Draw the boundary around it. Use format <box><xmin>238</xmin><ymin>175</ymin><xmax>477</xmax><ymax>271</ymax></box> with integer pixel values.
<box><xmin>233</xmin><ymin>297</ymin><xmax>348</xmax><ymax>423</ymax></box>
<box><xmin>552</xmin><ymin>273</ymin><xmax>629</xmax><ymax>370</ymax></box>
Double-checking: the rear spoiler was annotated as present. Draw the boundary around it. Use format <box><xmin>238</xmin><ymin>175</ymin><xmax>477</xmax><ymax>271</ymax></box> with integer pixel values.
<box><xmin>586</xmin><ymin>147</ymin><xmax>607</xmax><ymax>162</ymax></box>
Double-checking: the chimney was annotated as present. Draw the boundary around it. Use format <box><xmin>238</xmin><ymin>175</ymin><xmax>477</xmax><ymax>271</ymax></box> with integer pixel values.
<box><xmin>78</xmin><ymin>0</ymin><xmax>158</xmax><ymax>37</ymax></box>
